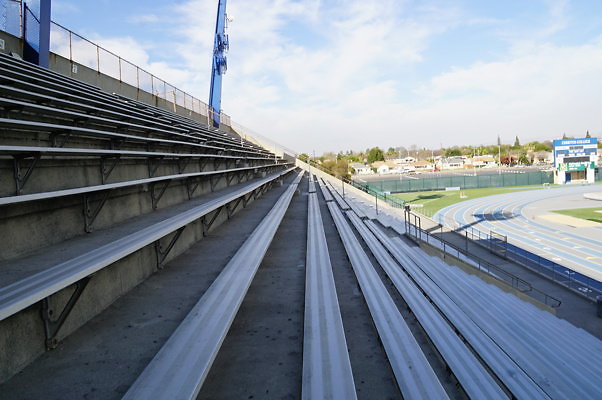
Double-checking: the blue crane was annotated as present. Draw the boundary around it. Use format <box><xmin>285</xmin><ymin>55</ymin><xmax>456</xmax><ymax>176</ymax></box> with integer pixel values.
<box><xmin>22</xmin><ymin>0</ymin><xmax>52</xmax><ymax>68</ymax></box>
<box><xmin>208</xmin><ymin>0</ymin><xmax>229</xmax><ymax>128</ymax></box>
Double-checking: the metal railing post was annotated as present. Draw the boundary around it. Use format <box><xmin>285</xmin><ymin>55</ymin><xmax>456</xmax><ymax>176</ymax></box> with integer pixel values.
<box><xmin>375</xmin><ymin>193</ymin><xmax>378</xmax><ymax>215</ymax></box>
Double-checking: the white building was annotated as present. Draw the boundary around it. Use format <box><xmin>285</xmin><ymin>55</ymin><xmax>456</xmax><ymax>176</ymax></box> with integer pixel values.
<box><xmin>350</xmin><ymin>162</ymin><xmax>373</xmax><ymax>175</ymax></box>
<box><xmin>438</xmin><ymin>156</ymin><xmax>465</xmax><ymax>170</ymax></box>
<box><xmin>472</xmin><ymin>155</ymin><xmax>497</xmax><ymax>168</ymax></box>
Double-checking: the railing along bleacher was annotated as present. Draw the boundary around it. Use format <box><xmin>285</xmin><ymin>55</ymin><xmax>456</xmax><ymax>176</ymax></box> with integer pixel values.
<box><xmin>403</xmin><ymin>209</ymin><xmax>562</xmax><ymax>308</ymax></box>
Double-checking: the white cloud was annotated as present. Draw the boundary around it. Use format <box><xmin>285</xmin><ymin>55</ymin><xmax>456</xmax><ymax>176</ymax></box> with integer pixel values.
<box><xmin>127</xmin><ymin>14</ymin><xmax>160</xmax><ymax>24</ymax></box>
<box><xmin>51</xmin><ymin>0</ymin><xmax>602</xmax><ymax>153</ymax></box>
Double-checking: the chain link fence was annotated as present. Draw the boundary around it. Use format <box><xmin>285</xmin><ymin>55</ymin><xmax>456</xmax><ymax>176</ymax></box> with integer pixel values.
<box><xmin>361</xmin><ymin>170</ymin><xmax>554</xmax><ymax>193</ymax></box>
<box><xmin>0</xmin><ymin>0</ymin><xmax>21</xmax><ymax>37</ymax></box>
<box><xmin>0</xmin><ymin>1</ymin><xmax>231</xmax><ymax>127</ymax></box>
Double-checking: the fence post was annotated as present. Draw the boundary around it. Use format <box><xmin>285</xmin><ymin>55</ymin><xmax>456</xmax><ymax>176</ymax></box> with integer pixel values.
<box><xmin>375</xmin><ymin>193</ymin><xmax>378</xmax><ymax>215</ymax></box>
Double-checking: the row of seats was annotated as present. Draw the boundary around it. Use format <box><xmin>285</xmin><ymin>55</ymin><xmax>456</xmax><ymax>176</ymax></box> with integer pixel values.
<box><xmin>0</xmin><ymin>52</ymin><xmax>294</xmax><ymax>383</ymax></box>
<box><xmin>319</xmin><ymin>170</ymin><xmax>601</xmax><ymax>400</ymax></box>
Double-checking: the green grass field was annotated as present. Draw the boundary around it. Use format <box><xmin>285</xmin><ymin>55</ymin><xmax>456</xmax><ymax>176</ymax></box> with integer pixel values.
<box><xmin>552</xmin><ymin>207</ymin><xmax>602</xmax><ymax>223</ymax></box>
<box><xmin>391</xmin><ymin>185</ymin><xmax>551</xmax><ymax>217</ymax></box>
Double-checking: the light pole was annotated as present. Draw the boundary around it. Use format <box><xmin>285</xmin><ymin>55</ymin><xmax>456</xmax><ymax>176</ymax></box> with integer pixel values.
<box><xmin>498</xmin><ymin>143</ymin><xmax>501</xmax><ymax>175</ymax></box>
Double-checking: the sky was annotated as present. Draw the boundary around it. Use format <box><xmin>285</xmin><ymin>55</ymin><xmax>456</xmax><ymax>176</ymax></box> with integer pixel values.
<box><xmin>48</xmin><ymin>0</ymin><xmax>602</xmax><ymax>154</ymax></box>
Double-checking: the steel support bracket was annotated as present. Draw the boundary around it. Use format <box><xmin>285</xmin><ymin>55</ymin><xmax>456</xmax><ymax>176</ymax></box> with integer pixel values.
<box><xmin>13</xmin><ymin>152</ymin><xmax>40</xmax><ymax>195</ymax></box>
<box><xmin>177</xmin><ymin>157</ymin><xmax>190</xmax><ymax>174</ymax></box>
<box><xmin>199</xmin><ymin>158</ymin><xmax>208</xmax><ymax>172</ymax></box>
<box><xmin>155</xmin><ymin>226</ymin><xmax>186</xmax><ymax>268</ymax></box>
<box><xmin>83</xmin><ymin>191</ymin><xmax>110</xmax><ymax>232</ymax></box>
<box><xmin>201</xmin><ymin>206</ymin><xmax>223</xmax><ymax>236</ymax></box>
<box><xmin>109</xmin><ymin>138</ymin><xmax>123</xmax><ymax>150</ymax></box>
<box><xmin>210</xmin><ymin>175</ymin><xmax>221</xmax><ymax>192</ymax></box>
<box><xmin>41</xmin><ymin>277</ymin><xmax>91</xmax><ymax>350</ymax></box>
<box><xmin>100</xmin><ymin>155</ymin><xmax>120</xmax><ymax>184</ymax></box>
<box><xmin>150</xmin><ymin>179</ymin><xmax>171</xmax><ymax>209</ymax></box>
<box><xmin>226</xmin><ymin>172</ymin><xmax>236</xmax><ymax>186</ymax></box>
<box><xmin>50</xmin><ymin>130</ymin><xmax>72</xmax><ymax>147</ymax></box>
<box><xmin>185</xmin><ymin>177</ymin><xmax>201</xmax><ymax>200</ymax></box>
<box><xmin>148</xmin><ymin>156</ymin><xmax>164</xmax><ymax>178</ymax></box>
<box><xmin>226</xmin><ymin>197</ymin><xmax>243</xmax><ymax>219</ymax></box>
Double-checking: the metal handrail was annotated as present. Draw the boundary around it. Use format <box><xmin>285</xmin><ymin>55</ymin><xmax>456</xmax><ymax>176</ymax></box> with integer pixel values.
<box><xmin>306</xmin><ymin>159</ymin><xmax>405</xmax><ymax>209</ymax></box>
<box><xmin>435</xmin><ymin>212</ymin><xmax>602</xmax><ymax>301</ymax></box>
<box><xmin>404</xmin><ymin>210</ymin><xmax>562</xmax><ymax>308</ymax></box>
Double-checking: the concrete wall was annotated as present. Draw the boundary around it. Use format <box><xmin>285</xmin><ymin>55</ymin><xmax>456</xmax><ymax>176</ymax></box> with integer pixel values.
<box><xmin>0</xmin><ymin>31</ymin><xmax>21</xmax><ymax>56</ymax></box>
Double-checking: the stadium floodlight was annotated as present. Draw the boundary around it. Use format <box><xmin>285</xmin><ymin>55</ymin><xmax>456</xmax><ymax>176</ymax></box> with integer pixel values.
<box><xmin>208</xmin><ymin>0</ymin><xmax>229</xmax><ymax>129</ymax></box>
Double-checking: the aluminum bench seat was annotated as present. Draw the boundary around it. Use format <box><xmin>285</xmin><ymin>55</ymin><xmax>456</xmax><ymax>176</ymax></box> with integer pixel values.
<box><xmin>326</xmin><ymin>200</ymin><xmax>449</xmax><ymax>400</ymax></box>
<box><xmin>0</xmin><ymin>56</ymin><xmax>269</xmax><ymax>154</ymax></box>
<box><xmin>302</xmin><ymin>189</ymin><xmax>356</xmax><ymax>399</ymax></box>
<box><xmin>367</xmin><ymin>226</ymin><xmax>552</xmax><ymax>399</ymax></box>
<box><xmin>404</xmin><ymin>246</ymin><xmax>602</xmax><ymax>399</ymax></box>
<box><xmin>0</xmin><ymin>145</ymin><xmax>271</xmax><ymax>160</ymax></box>
<box><xmin>0</xmin><ymin>162</ymin><xmax>286</xmax><ymax>206</ymax></box>
<box><xmin>346</xmin><ymin>211</ymin><xmax>508</xmax><ymax>399</ymax></box>
<box><xmin>0</xmin><ymin>168</ymin><xmax>295</xmax><ymax>323</ymax></box>
<box><xmin>0</xmin><ymin>117</ymin><xmax>227</xmax><ymax>153</ymax></box>
<box><xmin>0</xmin><ymin>83</ymin><xmax>271</xmax><ymax>158</ymax></box>
<box><xmin>122</xmin><ymin>171</ymin><xmax>302</xmax><ymax>400</ymax></box>
<box><xmin>0</xmin><ymin>55</ymin><xmax>274</xmax><ymax>157</ymax></box>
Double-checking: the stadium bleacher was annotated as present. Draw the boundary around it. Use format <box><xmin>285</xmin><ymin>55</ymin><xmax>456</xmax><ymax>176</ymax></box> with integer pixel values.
<box><xmin>1</xmin><ymin>49</ymin><xmax>601</xmax><ymax>400</ymax></box>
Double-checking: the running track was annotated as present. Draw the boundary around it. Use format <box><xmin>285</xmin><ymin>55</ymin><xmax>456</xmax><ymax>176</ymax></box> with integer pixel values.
<box><xmin>434</xmin><ymin>185</ymin><xmax>602</xmax><ymax>284</ymax></box>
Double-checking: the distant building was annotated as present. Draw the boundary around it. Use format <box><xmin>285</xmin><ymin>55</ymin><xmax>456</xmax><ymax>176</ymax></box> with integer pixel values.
<box><xmin>472</xmin><ymin>155</ymin><xmax>497</xmax><ymax>168</ymax></box>
<box><xmin>438</xmin><ymin>156</ymin><xmax>464</xmax><ymax>170</ymax></box>
<box><xmin>553</xmin><ymin>137</ymin><xmax>598</xmax><ymax>184</ymax></box>
<box><xmin>350</xmin><ymin>162</ymin><xmax>372</xmax><ymax>175</ymax></box>
<box><xmin>412</xmin><ymin>160</ymin><xmax>433</xmax><ymax>171</ymax></box>
<box><xmin>371</xmin><ymin>161</ymin><xmax>398</xmax><ymax>174</ymax></box>
<box><xmin>532</xmin><ymin>151</ymin><xmax>553</xmax><ymax>164</ymax></box>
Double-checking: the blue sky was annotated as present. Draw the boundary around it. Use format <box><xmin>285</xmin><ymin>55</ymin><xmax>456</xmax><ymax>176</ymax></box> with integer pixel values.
<box><xmin>49</xmin><ymin>0</ymin><xmax>602</xmax><ymax>153</ymax></box>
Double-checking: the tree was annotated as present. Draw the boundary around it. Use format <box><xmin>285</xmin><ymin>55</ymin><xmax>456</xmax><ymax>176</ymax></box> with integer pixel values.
<box><xmin>366</xmin><ymin>147</ymin><xmax>385</xmax><ymax>163</ymax></box>
<box><xmin>586</xmin><ymin>130</ymin><xmax>591</xmax><ymax>138</ymax></box>
<box><xmin>298</xmin><ymin>153</ymin><xmax>309</xmax><ymax>162</ymax></box>
<box><xmin>322</xmin><ymin>160</ymin><xmax>350</xmax><ymax>180</ymax></box>
<box><xmin>513</xmin><ymin>136</ymin><xmax>520</xmax><ymax>147</ymax></box>
<box><xmin>497</xmin><ymin>135</ymin><xmax>501</xmax><ymax>147</ymax></box>
<box><xmin>444</xmin><ymin>148</ymin><xmax>461</xmax><ymax>157</ymax></box>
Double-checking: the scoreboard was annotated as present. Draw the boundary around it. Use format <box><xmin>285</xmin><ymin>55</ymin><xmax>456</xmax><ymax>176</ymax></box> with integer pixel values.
<box><xmin>553</xmin><ymin>137</ymin><xmax>598</xmax><ymax>183</ymax></box>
